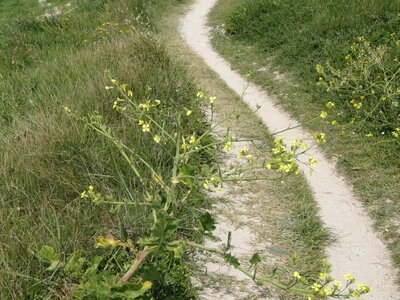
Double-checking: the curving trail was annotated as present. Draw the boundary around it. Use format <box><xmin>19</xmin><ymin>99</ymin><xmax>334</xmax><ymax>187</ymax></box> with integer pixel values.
<box><xmin>180</xmin><ymin>0</ymin><xmax>399</xmax><ymax>298</ymax></box>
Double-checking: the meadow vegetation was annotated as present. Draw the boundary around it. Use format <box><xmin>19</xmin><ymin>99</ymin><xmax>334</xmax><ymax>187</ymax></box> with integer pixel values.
<box><xmin>0</xmin><ymin>0</ymin><xmax>378</xmax><ymax>298</ymax></box>
<box><xmin>0</xmin><ymin>0</ymin><xmax>209</xmax><ymax>298</ymax></box>
<box><xmin>209</xmin><ymin>0</ymin><xmax>400</xmax><ymax>278</ymax></box>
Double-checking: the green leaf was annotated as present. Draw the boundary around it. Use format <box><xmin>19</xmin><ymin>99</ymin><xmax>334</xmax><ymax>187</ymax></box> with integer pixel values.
<box><xmin>83</xmin><ymin>256</ymin><xmax>104</xmax><ymax>278</ymax></box>
<box><xmin>141</xmin><ymin>269</ymin><xmax>163</xmax><ymax>281</ymax></box>
<box><xmin>166</xmin><ymin>242</ymin><xmax>184</xmax><ymax>258</ymax></box>
<box><xmin>250</xmin><ymin>253</ymin><xmax>261</xmax><ymax>265</ymax></box>
<box><xmin>151</xmin><ymin>216</ymin><xmax>179</xmax><ymax>242</ymax></box>
<box><xmin>113</xmin><ymin>281</ymin><xmax>153</xmax><ymax>299</ymax></box>
<box><xmin>225</xmin><ymin>253</ymin><xmax>240</xmax><ymax>267</ymax></box>
<box><xmin>46</xmin><ymin>260</ymin><xmax>62</xmax><ymax>271</ymax></box>
<box><xmin>37</xmin><ymin>245</ymin><xmax>59</xmax><ymax>264</ymax></box>
<box><xmin>64</xmin><ymin>250</ymin><xmax>85</xmax><ymax>277</ymax></box>
<box><xmin>178</xmin><ymin>164</ymin><xmax>195</xmax><ymax>185</ymax></box>
<box><xmin>200</xmin><ymin>212</ymin><xmax>216</xmax><ymax>232</ymax></box>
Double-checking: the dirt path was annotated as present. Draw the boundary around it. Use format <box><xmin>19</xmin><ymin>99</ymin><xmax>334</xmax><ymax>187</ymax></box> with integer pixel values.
<box><xmin>180</xmin><ymin>0</ymin><xmax>399</xmax><ymax>299</ymax></box>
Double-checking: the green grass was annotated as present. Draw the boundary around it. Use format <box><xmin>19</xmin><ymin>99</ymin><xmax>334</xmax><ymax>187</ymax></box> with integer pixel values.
<box><xmin>0</xmin><ymin>0</ymin><xmax>210</xmax><ymax>298</ymax></box>
<box><xmin>209</xmin><ymin>0</ymin><xmax>400</xmax><ymax>282</ymax></box>
<box><xmin>0</xmin><ymin>0</ymin><xmax>66</xmax><ymax>22</ymax></box>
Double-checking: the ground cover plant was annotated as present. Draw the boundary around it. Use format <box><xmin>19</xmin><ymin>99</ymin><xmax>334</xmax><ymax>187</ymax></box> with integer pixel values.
<box><xmin>209</xmin><ymin>0</ymin><xmax>400</xmax><ymax>279</ymax></box>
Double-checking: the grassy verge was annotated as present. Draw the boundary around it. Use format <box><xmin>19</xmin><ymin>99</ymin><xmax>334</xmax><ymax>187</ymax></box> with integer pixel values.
<box><xmin>154</xmin><ymin>1</ymin><xmax>330</xmax><ymax>297</ymax></box>
<box><xmin>209</xmin><ymin>0</ymin><xmax>400</xmax><ymax>282</ymax></box>
<box><xmin>0</xmin><ymin>0</ymin><xmax>211</xmax><ymax>298</ymax></box>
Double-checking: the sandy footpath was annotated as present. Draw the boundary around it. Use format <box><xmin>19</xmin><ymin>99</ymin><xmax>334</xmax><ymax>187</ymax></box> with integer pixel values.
<box><xmin>180</xmin><ymin>0</ymin><xmax>399</xmax><ymax>298</ymax></box>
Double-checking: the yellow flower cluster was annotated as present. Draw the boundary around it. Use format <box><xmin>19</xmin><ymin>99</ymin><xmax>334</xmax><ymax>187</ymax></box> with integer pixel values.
<box><xmin>96</xmin><ymin>21</ymin><xmax>134</xmax><ymax>40</ymax></box>
<box><xmin>391</xmin><ymin>128</ymin><xmax>400</xmax><ymax>138</ymax></box>
<box><xmin>138</xmin><ymin>99</ymin><xmax>160</xmax><ymax>111</ymax></box>
<box><xmin>112</xmin><ymin>98</ymin><xmax>126</xmax><ymax>111</ymax></box>
<box><xmin>203</xmin><ymin>176</ymin><xmax>221</xmax><ymax>191</ymax></box>
<box><xmin>236</xmin><ymin>146</ymin><xmax>254</xmax><ymax>161</ymax></box>
<box><xmin>312</xmin><ymin>132</ymin><xmax>326</xmax><ymax>144</ymax></box>
<box><xmin>80</xmin><ymin>185</ymin><xmax>104</xmax><ymax>204</ymax></box>
<box><xmin>181</xmin><ymin>134</ymin><xmax>200</xmax><ymax>151</ymax></box>
<box><xmin>302</xmin><ymin>272</ymin><xmax>370</xmax><ymax>299</ymax></box>
<box><xmin>138</xmin><ymin>120</ymin><xmax>151</xmax><ymax>132</ymax></box>
<box><xmin>267</xmin><ymin>137</ymin><xmax>300</xmax><ymax>175</ymax></box>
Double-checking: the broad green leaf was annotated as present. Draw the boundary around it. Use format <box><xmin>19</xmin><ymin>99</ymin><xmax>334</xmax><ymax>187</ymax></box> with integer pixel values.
<box><xmin>151</xmin><ymin>217</ymin><xmax>179</xmax><ymax>241</ymax></box>
<box><xmin>166</xmin><ymin>242</ymin><xmax>184</xmax><ymax>258</ymax></box>
<box><xmin>37</xmin><ymin>245</ymin><xmax>59</xmax><ymax>264</ymax></box>
<box><xmin>250</xmin><ymin>253</ymin><xmax>261</xmax><ymax>265</ymax></box>
<box><xmin>46</xmin><ymin>260</ymin><xmax>62</xmax><ymax>271</ymax></box>
<box><xmin>64</xmin><ymin>250</ymin><xmax>85</xmax><ymax>276</ymax></box>
<box><xmin>225</xmin><ymin>253</ymin><xmax>240</xmax><ymax>267</ymax></box>
<box><xmin>84</xmin><ymin>256</ymin><xmax>104</xmax><ymax>278</ymax></box>
<box><xmin>178</xmin><ymin>164</ymin><xmax>195</xmax><ymax>185</ymax></box>
<box><xmin>200</xmin><ymin>212</ymin><xmax>216</xmax><ymax>232</ymax></box>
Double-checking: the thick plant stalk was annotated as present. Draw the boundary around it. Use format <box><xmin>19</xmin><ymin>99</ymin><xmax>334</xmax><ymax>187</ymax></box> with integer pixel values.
<box><xmin>119</xmin><ymin>246</ymin><xmax>152</xmax><ymax>283</ymax></box>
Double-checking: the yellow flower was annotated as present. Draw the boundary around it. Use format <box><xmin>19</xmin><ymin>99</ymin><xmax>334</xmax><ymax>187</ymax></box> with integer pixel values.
<box><xmin>105</xmin><ymin>86</ymin><xmax>113</xmax><ymax>90</ymax></box>
<box><xmin>323</xmin><ymin>286</ymin><xmax>333</xmax><ymax>296</ymax></box>
<box><xmin>325</xmin><ymin>101</ymin><xmax>335</xmax><ymax>109</ymax></box>
<box><xmin>309</xmin><ymin>156</ymin><xmax>317</xmax><ymax>167</ymax></box>
<box><xmin>392</xmin><ymin>131</ymin><xmax>399</xmax><ymax>138</ymax></box>
<box><xmin>293</xmin><ymin>271</ymin><xmax>301</xmax><ymax>279</ymax></box>
<box><xmin>311</xmin><ymin>283</ymin><xmax>321</xmax><ymax>292</ymax></box>
<box><xmin>320</xmin><ymin>111</ymin><xmax>328</xmax><ymax>118</ymax></box>
<box><xmin>189</xmin><ymin>135</ymin><xmax>196</xmax><ymax>144</ymax></box>
<box><xmin>63</xmin><ymin>106</ymin><xmax>71</xmax><ymax>113</ymax></box>
<box><xmin>353</xmin><ymin>102</ymin><xmax>362</xmax><ymax>109</ymax></box>
<box><xmin>319</xmin><ymin>272</ymin><xmax>328</xmax><ymax>279</ymax></box>
<box><xmin>315</xmin><ymin>64</ymin><xmax>324</xmax><ymax>73</ymax></box>
<box><xmin>196</xmin><ymin>91</ymin><xmax>205</xmax><ymax>98</ymax></box>
<box><xmin>331</xmin><ymin>120</ymin><xmax>337</xmax><ymax>126</ymax></box>
<box><xmin>209</xmin><ymin>96</ymin><xmax>216</xmax><ymax>104</ymax></box>
<box><xmin>238</xmin><ymin>146</ymin><xmax>249</xmax><ymax>157</ymax></box>
<box><xmin>365</xmin><ymin>133</ymin><xmax>373</xmax><ymax>137</ymax></box>
<box><xmin>344</xmin><ymin>273</ymin><xmax>355</xmax><ymax>283</ymax></box>
<box><xmin>224</xmin><ymin>141</ymin><xmax>232</xmax><ymax>151</ymax></box>
<box><xmin>127</xmin><ymin>90</ymin><xmax>133</xmax><ymax>97</ymax></box>
<box><xmin>186</xmin><ymin>110</ymin><xmax>192</xmax><ymax>116</ymax></box>
<box><xmin>333</xmin><ymin>280</ymin><xmax>342</xmax><ymax>288</ymax></box>
<box><xmin>142</xmin><ymin>123</ymin><xmax>150</xmax><ymax>132</ymax></box>
<box><xmin>380</xmin><ymin>97</ymin><xmax>387</xmax><ymax>102</ymax></box>
<box><xmin>313</xmin><ymin>132</ymin><xmax>326</xmax><ymax>144</ymax></box>
<box><xmin>153</xmin><ymin>135</ymin><xmax>161</xmax><ymax>143</ymax></box>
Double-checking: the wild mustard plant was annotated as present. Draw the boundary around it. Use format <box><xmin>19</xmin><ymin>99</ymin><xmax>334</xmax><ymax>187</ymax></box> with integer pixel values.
<box><xmin>316</xmin><ymin>35</ymin><xmax>400</xmax><ymax>136</ymax></box>
<box><xmin>39</xmin><ymin>80</ymin><xmax>371</xmax><ymax>299</ymax></box>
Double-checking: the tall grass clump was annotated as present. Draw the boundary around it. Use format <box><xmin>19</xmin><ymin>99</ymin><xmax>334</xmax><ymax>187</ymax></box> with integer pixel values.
<box><xmin>0</xmin><ymin>0</ymin><xmax>208</xmax><ymax>298</ymax></box>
